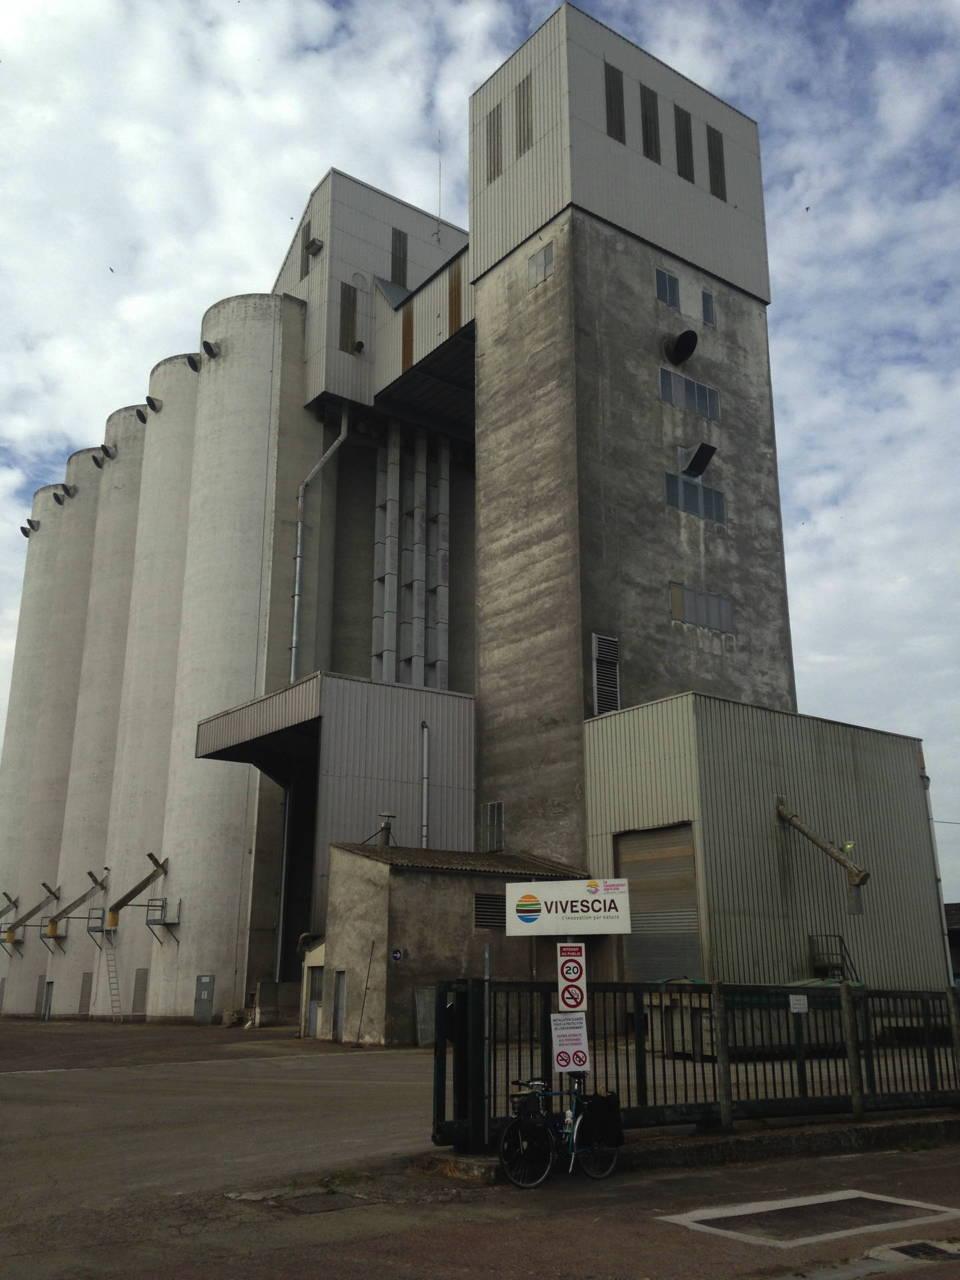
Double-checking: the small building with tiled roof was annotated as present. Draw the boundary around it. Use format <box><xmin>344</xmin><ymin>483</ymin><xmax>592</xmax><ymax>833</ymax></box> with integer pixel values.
<box><xmin>319</xmin><ymin>837</ymin><xmax>588</xmax><ymax>1045</ymax></box>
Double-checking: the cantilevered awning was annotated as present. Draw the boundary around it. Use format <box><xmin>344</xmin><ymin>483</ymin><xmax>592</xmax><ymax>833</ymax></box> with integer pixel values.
<box><xmin>196</xmin><ymin>672</ymin><xmax>321</xmax><ymax>784</ymax></box>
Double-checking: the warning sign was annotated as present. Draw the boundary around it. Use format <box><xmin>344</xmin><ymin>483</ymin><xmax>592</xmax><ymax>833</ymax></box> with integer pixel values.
<box><xmin>557</xmin><ymin>942</ymin><xmax>587</xmax><ymax>1014</ymax></box>
<box><xmin>550</xmin><ymin>1012</ymin><xmax>591</xmax><ymax>1075</ymax></box>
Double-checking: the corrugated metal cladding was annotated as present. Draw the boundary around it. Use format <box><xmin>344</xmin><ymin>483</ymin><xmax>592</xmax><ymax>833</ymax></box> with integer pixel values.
<box><xmin>312</xmin><ymin>676</ymin><xmax>475</xmax><ymax>925</ymax></box>
<box><xmin>694</xmin><ymin>696</ymin><xmax>948</xmax><ymax>991</ymax></box>
<box><xmin>584</xmin><ymin>695</ymin><xmax>701</xmax><ymax>882</ymax></box>
<box><xmin>372</xmin><ymin>249</ymin><xmax>474</xmax><ymax>396</ymax></box>
<box><xmin>585</xmin><ymin>693</ymin><xmax>949</xmax><ymax>991</ymax></box>
<box><xmin>470</xmin><ymin>6</ymin><xmax>571</xmax><ymax>281</ymax></box>
<box><xmin>563</xmin><ymin>5</ymin><xmax>771</xmax><ymax>302</ymax></box>
<box><xmin>618</xmin><ymin>826</ymin><xmax>702</xmax><ymax>982</ymax></box>
<box><xmin>196</xmin><ymin>674</ymin><xmax>322</xmax><ymax>757</ymax></box>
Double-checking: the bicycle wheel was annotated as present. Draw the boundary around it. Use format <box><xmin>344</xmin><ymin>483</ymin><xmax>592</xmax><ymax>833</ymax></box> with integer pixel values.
<box><xmin>572</xmin><ymin>1113</ymin><xmax>618</xmax><ymax>1180</ymax></box>
<box><xmin>498</xmin><ymin>1116</ymin><xmax>556</xmax><ymax>1189</ymax></box>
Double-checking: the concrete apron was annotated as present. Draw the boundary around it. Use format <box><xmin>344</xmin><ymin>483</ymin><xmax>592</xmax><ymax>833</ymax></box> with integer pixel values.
<box><xmin>418</xmin><ymin>1111</ymin><xmax>960</xmax><ymax>1186</ymax></box>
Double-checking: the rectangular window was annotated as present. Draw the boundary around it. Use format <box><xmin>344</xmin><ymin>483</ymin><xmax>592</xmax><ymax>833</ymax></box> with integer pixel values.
<box><xmin>391</xmin><ymin>227</ymin><xmax>408</xmax><ymax>290</ymax></box>
<box><xmin>665</xmin><ymin>473</ymin><xmax>726</xmax><ymax>524</ymax></box>
<box><xmin>528</xmin><ymin>240</ymin><xmax>554</xmax><ymax>290</ymax></box>
<box><xmin>707</xmin><ymin>125</ymin><xmax>727</xmax><ymax>201</ymax></box>
<box><xmin>448</xmin><ymin>255</ymin><xmax>463</xmax><ymax>334</ymax></box>
<box><xmin>656</xmin><ymin>268</ymin><xmax>679</xmax><ymax>309</ymax></box>
<box><xmin>338</xmin><ymin>281</ymin><xmax>358</xmax><ymax>354</ymax></box>
<box><xmin>702</xmin><ymin>290</ymin><xmax>716</xmax><ymax>326</ymax></box>
<box><xmin>401</xmin><ymin>303</ymin><xmax>413</xmax><ymax>371</ymax></box>
<box><xmin>670</xmin><ymin>582</ymin><xmax>734</xmax><ymax>632</ymax></box>
<box><xmin>675</xmin><ymin>105</ymin><xmax>695</xmax><ymax>182</ymax></box>
<box><xmin>486</xmin><ymin>103</ymin><xmax>502</xmax><ymax>183</ymax></box>
<box><xmin>659</xmin><ymin>368</ymin><xmax>720</xmax><ymax>421</ymax></box>
<box><xmin>299</xmin><ymin>219</ymin><xmax>311</xmax><ymax>281</ymax></box>
<box><xmin>474</xmin><ymin>893</ymin><xmax>506</xmax><ymax>930</ymax></box>
<box><xmin>640</xmin><ymin>83</ymin><xmax>661</xmax><ymax>163</ymax></box>
<box><xmin>592</xmin><ymin>633</ymin><xmax>621</xmax><ymax>715</ymax></box>
<box><xmin>516</xmin><ymin>73</ymin><xmax>533</xmax><ymax>157</ymax></box>
<box><xmin>604</xmin><ymin>62</ymin><xmax>625</xmax><ymax>144</ymax></box>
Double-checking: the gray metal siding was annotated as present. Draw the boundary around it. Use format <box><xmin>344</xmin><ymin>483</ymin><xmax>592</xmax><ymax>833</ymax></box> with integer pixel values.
<box><xmin>313</xmin><ymin>676</ymin><xmax>475</xmax><ymax>925</ymax></box>
<box><xmin>196</xmin><ymin>674</ymin><xmax>322</xmax><ymax>758</ymax></box>
<box><xmin>469</xmin><ymin>7</ymin><xmax>571</xmax><ymax>282</ymax></box>
<box><xmin>694</xmin><ymin>696</ymin><xmax>948</xmax><ymax>990</ymax></box>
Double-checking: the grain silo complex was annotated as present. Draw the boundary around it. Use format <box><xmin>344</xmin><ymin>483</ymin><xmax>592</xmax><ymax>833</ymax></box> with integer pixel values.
<box><xmin>0</xmin><ymin>5</ymin><xmax>949</xmax><ymax>1033</ymax></box>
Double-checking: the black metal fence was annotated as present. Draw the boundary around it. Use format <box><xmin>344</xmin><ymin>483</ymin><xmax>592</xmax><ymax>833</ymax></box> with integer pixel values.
<box><xmin>432</xmin><ymin>979</ymin><xmax>960</xmax><ymax>1153</ymax></box>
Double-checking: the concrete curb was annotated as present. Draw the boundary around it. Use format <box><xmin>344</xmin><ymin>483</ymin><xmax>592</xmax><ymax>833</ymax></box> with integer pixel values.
<box><xmin>417</xmin><ymin>1112</ymin><xmax>960</xmax><ymax>1185</ymax></box>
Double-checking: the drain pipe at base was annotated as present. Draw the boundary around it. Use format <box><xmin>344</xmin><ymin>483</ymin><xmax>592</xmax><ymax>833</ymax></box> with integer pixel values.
<box><xmin>289</xmin><ymin>402</ymin><xmax>349</xmax><ymax>683</ymax></box>
<box><xmin>420</xmin><ymin>721</ymin><xmax>429</xmax><ymax>848</ymax></box>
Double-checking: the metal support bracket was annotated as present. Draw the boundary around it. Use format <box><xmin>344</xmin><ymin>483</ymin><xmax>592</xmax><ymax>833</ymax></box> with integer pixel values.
<box><xmin>145</xmin><ymin>897</ymin><xmax>181</xmax><ymax>946</ymax></box>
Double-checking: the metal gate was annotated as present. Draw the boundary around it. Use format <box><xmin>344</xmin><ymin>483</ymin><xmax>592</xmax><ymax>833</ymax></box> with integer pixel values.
<box><xmin>433</xmin><ymin>979</ymin><xmax>960</xmax><ymax>1153</ymax></box>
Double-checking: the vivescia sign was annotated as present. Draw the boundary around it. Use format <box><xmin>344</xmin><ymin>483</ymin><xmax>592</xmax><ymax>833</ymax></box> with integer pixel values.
<box><xmin>505</xmin><ymin>879</ymin><xmax>631</xmax><ymax>936</ymax></box>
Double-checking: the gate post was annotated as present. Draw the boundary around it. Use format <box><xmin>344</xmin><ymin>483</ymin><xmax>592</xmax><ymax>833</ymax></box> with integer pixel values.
<box><xmin>840</xmin><ymin>983</ymin><xmax>864</xmax><ymax>1121</ymax></box>
<box><xmin>466</xmin><ymin>978</ymin><xmax>486</xmax><ymax>1153</ymax></box>
<box><xmin>947</xmin><ymin>987</ymin><xmax>960</xmax><ymax>1091</ymax></box>
<box><xmin>711</xmin><ymin>982</ymin><xmax>733</xmax><ymax>1130</ymax></box>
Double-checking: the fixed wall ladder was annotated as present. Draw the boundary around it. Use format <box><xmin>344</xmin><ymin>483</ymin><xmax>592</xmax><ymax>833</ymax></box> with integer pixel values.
<box><xmin>104</xmin><ymin>935</ymin><xmax>123</xmax><ymax>1022</ymax></box>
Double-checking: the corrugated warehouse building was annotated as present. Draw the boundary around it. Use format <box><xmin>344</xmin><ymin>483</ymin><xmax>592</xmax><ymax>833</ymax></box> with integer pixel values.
<box><xmin>0</xmin><ymin>4</ymin><xmax>949</xmax><ymax>1031</ymax></box>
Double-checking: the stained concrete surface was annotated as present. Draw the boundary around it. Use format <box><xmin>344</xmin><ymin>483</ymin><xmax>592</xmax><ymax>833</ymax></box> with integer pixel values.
<box><xmin>4</xmin><ymin>1024</ymin><xmax>960</xmax><ymax>1279</ymax></box>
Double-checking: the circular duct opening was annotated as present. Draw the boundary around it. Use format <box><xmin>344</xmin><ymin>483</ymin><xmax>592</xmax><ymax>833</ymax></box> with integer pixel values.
<box><xmin>146</xmin><ymin>395</ymin><xmax>163</xmax><ymax>413</ymax></box>
<box><xmin>92</xmin><ymin>454</ymin><xmax>104</xmax><ymax>469</ymax></box>
<box><xmin>187</xmin><ymin>354</ymin><xmax>201</xmax><ymax>372</ymax></box>
<box><xmin>665</xmin><ymin>329</ymin><xmax>698</xmax><ymax>366</ymax></box>
<box><xmin>53</xmin><ymin>492</ymin><xmax>64</xmax><ymax>506</ymax></box>
<box><xmin>201</xmin><ymin>339</ymin><xmax>220</xmax><ymax>358</ymax></box>
<box><xmin>135</xmin><ymin>407</ymin><xmax>147</xmax><ymax>424</ymax></box>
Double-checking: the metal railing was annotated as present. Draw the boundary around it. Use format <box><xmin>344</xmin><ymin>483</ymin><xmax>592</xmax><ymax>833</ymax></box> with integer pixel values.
<box><xmin>433</xmin><ymin>979</ymin><xmax>960</xmax><ymax>1153</ymax></box>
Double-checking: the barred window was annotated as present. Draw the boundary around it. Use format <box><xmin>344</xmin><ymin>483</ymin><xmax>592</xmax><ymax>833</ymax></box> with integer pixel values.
<box><xmin>516</xmin><ymin>74</ymin><xmax>533</xmax><ymax>157</ymax></box>
<box><xmin>486</xmin><ymin>103</ymin><xmax>503</xmax><ymax>183</ymax></box>
<box><xmin>670</xmin><ymin>582</ymin><xmax>734</xmax><ymax>633</ymax></box>
<box><xmin>656</xmin><ymin>268</ymin><xmax>679</xmax><ymax>309</ymax></box>
<box><xmin>659</xmin><ymin>368</ymin><xmax>720</xmax><ymax>421</ymax></box>
<box><xmin>665</xmin><ymin>473</ymin><xmax>725</xmax><ymax>524</ymax></box>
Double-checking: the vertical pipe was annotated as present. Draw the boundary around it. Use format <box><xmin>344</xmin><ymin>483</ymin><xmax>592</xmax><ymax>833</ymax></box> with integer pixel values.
<box><xmin>371</xmin><ymin>446</ymin><xmax>386</xmax><ymax>681</ymax></box>
<box><xmin>434</xmin><ymin>438</ymin><xmax>450</xmax><ymax>690</ymax></box>
<box><xmin>382</xmin><ymin>425</ymin><xmax>400</xmax><ymax>683</ymax></box>
<box><xmin>411</xmin><ymin>432</ymin><xmax>427</xmax><ymax>686</ymax></box>
<box><xmin>420</xmin><ymin>720</ymin><xmax>429</xmax><ymax>848</ymax></box>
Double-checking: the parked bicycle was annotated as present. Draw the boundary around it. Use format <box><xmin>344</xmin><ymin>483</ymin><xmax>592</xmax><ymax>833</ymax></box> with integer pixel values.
<box><xmin>499</xmin><ymin>1074</ymin><xmax>622</xmax><ymax>1188</ymax></box>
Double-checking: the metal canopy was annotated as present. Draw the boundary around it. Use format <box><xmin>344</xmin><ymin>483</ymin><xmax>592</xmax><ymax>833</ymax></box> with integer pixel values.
<box><xmin>375</xmin><ymin>322</ymin><xmax>475</xmax><ymax>439</ymax></box>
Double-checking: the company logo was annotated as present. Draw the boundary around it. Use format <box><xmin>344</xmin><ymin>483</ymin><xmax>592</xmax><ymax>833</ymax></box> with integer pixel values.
<box><xmin>585</xmin><ymin>880</ymin><xmax>600</xmax><ymax>894</ymax></box>
<box><xmin>515</xmin><ymin>893</ymin><xmax>541</xmax><ymax>924</ymax></box>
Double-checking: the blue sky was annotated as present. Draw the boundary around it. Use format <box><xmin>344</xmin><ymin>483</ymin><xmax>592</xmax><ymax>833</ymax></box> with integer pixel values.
<box><xmin>1</xmin><ymin>0</ymin><xmax>958</xmax><ymax>888</ymax></box>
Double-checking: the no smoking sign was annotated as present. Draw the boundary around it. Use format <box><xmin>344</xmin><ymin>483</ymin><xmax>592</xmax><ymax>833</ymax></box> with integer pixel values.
<box><xmin>557</xmin><ymin>943</ymin><xmax>587</xmax><ymax>1013</ymax></box>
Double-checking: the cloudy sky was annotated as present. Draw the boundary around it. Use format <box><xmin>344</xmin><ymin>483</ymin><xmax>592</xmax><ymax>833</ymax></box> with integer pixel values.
<box><xmin>1</xmin><ymin>0</ymin><xmax>958</xmax><ymax>889</ymax></box>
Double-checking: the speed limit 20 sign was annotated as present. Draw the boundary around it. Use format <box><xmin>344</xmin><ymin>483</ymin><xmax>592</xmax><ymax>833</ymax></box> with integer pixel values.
<box><xmin>557</xmin><ymin>943</ymin><xmax>587</xmax><ymax>1012</ymax></box>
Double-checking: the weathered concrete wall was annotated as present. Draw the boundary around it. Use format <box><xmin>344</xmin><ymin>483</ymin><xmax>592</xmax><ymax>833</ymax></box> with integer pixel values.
<box><xmin>385</xmin><ymin>869</ymin><xmax>551</xmax><ymax>1045</ymax></box>
<box><xmin>474</xmin><ymin>208</ymin><xmax>586</xmax><ymax>869</ymax></box>
<box><xmin>321</xmin><ymin>847</ymin><xmax>389</xmax><ymax>1043</ymax></box>
<box><xmin>572</xmin><ymin>208</ymin><xmax>795</xmax><ymax>714</ymax></box>
<box><xmin>49</xmin><ymin>407</ymin><xmax>145</xmax><ymax>1017</ymax></box>
<box><xmin>2</xmin><ymin>453</ymin><xmax>102</xmax><ymax>1015</ymax></box>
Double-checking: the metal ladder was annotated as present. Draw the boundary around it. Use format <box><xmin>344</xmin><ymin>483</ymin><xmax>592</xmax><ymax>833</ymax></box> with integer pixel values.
<box><xmin>104</xmin><ymin>935</ymin><xmax>123</xmax><ymax>1022</ymax></box>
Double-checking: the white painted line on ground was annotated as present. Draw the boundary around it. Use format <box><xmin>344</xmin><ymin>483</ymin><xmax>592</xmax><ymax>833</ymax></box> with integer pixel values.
<box><xmin>0</xmin><ymin>1048</ymin><xmax>426</xmax><ymax>1076</ymax></box>
<box><xmin>660</xmin><ymin>1189</ymin><xmax>960</xmax><ymax>1250</ymax></box>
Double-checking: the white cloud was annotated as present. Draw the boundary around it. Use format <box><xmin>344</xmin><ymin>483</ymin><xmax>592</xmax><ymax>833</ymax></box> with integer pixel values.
<box><xmin>1</xmin><ymin>0</ymin><xmax>958</xmax><ymax>894</ymax></box>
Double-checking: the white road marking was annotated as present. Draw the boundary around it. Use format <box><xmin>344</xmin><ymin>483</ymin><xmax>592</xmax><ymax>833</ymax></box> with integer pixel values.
<box><xmin>660</xmin><ymin>1189</ymin><xmax>960</xmax><ymax>1250</ymax></box>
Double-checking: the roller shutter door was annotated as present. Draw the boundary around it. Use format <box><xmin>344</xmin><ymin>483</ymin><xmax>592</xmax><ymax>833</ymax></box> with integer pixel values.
<box><xmin>617</xmin><ymin>825</ymin><xmax>703</xmax><ymax>982</ymax></box>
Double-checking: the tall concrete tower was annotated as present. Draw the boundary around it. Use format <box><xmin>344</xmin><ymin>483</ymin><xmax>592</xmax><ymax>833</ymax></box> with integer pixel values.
<box><xmin>472</xmin><ymin>5</ymin><xmax>796</xmax><ymax>868</ymax></box>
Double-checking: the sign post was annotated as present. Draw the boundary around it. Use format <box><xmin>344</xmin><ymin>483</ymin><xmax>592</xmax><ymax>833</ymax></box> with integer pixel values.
<box><xmin>557</xmin><ymin>942</ymin><xmax>587</xmax><ymax>1013</ymax></box>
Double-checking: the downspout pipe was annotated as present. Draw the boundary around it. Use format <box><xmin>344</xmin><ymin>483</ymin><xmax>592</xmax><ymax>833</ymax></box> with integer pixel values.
<box><xmin>290</xmin><ymin>401</ymin><xmax>349</xmax><ymax>683</ymax></box>
<box><xmin>420</xmin><ymin>721</ymin><xmax>429</xmax><ymax>849</ymax></box>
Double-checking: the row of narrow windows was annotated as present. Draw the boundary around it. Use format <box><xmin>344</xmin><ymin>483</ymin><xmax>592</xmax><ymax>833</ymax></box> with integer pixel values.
<box><xmin>605</xmin><ymin>62</ymin><xmax>727</xmax><ymax>200</ymax></box>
